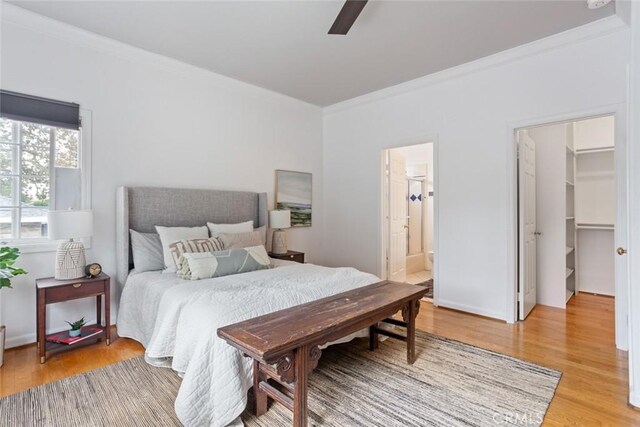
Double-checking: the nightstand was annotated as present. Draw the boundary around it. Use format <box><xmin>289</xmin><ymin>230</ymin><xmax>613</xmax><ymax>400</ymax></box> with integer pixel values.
<box><xmin>268</xmin><ymin>250</ymin><xmax>305</xmax><ymax>264</ymax></box>
<box><xmin>36</xmin><ymin>273</ymin><xmax>111</xmax><ymax>363</ymax></box>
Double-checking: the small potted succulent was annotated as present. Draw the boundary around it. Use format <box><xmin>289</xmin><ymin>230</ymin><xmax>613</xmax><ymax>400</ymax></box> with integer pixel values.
<box><xmin>66</xmin><ymin>317</ymin><xmax>87</xmax><ymax>337</ymax></box>
<box><xmin>0</xmin><ymin>246</ymin><xmax>28</xmax><ymax>368</ymax></box>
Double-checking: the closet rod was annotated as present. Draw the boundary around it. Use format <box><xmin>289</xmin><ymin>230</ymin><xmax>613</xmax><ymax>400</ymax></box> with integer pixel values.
<box><xmin>575</xmin><ymin>147</ymin><xmax>614</xmax><ymax>155</ymax></box>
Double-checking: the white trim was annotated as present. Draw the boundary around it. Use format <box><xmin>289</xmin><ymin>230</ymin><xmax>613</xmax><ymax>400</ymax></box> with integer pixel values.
<box><xmin>631</xmin><ymin>392</ymin><xmax>640</xmax><ymax>408</ymax></box>
<box><xmin>506</xmin><ymin>104</ymin><xmax>628</xmax><ymax>351</ymax></box>
<box><xmin>627</xmin><ymin>0</ymin><xmax>640</xmax><ymax>409</ymax></box>
<box><xmin>436</xmin><ymin>298</ymin><xmax>505</xmax><ymax>321</ymax></box>
<box><xmin>324</xmin><ymin>16</ymin><xmax>627</xmax><ymax>115</ymax></box>
<box><xmin>1</xmin><ymin>3</ymin><xmax>319</xmax><ymax>111</ymax></box>
<box><xmin>378</xmin><ymin>135</ymin><xmax>440</xmax><ymax>306</ymax></box>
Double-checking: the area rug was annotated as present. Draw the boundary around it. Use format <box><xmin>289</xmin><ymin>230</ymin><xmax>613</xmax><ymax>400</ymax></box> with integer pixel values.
<box><xmin>416</xmin><ymin>278</ymin><xmax>434</xmax><ymax>299</ymax></box>
<box><xmin>0</xmin><ymin>331</ymin><xmax>560</xmax><ymax>426</ymax></box>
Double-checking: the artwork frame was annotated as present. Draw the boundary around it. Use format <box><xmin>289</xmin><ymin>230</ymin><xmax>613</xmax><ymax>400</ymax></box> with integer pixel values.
<box><xmin>275</xmin><ymin>170</ymin><xmax>312</xmax><ymax>227</ymax></box>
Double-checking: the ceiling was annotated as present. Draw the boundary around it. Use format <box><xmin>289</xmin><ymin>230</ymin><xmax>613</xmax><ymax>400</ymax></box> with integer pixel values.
<box><xmin>8</xmin><ymin>1</ymin><xmax>615</xmax><ymax>106</ymax></box>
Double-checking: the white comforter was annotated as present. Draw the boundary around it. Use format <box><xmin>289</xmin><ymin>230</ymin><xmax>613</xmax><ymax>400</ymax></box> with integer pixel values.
<box><xmin>117</xmin><ymin>261</ymin><xmax>379</xmax><ymax>427</ymax></box>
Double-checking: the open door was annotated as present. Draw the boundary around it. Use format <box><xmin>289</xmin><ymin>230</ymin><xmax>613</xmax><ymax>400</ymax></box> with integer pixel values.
<box><xmin>519</xmin><ymin>130</ymin><xmax>537</xmax><ymax>319</ymax></box>
<box><xmin>389</xmin><ymin>149</ymin><xmax>407</xmax><ymax>282</ymax></box>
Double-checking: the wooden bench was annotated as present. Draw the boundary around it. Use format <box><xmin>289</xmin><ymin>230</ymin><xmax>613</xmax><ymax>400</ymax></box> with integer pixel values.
<box><xmin>217</xmin><ymin>280</ymin><xmax>428</xmax><ymax>427</ymax></box>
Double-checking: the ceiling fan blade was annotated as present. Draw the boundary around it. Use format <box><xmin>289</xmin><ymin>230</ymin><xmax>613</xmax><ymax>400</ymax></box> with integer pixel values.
<box><xmin>328</xmin><ymin>0</ymin><xmax>368</xmax><ymax>35</ymax></box>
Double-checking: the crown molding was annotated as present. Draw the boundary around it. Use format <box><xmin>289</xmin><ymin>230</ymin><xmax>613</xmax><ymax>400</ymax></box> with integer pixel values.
<box><xmin>0</xmin><ymin>2</ymin><xmax>320</xmax><ymax>111</ymax></box>
<box><xmin>324</xmin><ymin>15</ymin><xmax>628</xmax><ymax>116</ymax></box>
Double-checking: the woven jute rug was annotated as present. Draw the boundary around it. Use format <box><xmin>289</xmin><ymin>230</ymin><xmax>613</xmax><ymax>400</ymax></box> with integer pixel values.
<box><xmin>0</xmin><ymin>331</ymin><xmax>560</xmax><ymax>426</ymax></box>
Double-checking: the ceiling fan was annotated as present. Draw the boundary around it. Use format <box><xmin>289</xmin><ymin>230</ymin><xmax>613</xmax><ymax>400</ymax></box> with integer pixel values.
<box><xmin>328</xmin><ymin>0</ymin><xmax>368</xmax><ymax>35</ymax></box>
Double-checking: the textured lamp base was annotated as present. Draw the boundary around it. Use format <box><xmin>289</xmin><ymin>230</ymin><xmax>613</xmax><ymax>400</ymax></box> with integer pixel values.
<box><xmin>55</xmin><ymin>240</ymin><xmax>86</xmax><ymax>280</ymax></box>
<box><xmin>272</xmin><ymin>229</ymin><xmax>288</xmax><ymax>255</ymax></box>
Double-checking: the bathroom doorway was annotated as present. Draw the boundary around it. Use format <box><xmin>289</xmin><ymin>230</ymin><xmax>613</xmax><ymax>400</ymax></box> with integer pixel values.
<box><xmin>382</xmin><ymin>142</ymin><xmax>436</xmax><ymax>301</ymax></box>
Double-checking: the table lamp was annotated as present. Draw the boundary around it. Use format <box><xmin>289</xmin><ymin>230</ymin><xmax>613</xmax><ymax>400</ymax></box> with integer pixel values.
<box><xmin>269</xmin><ymin>210</ymin><xmax>291</xmax><ymax>255</ymax></box>
<box><xmin>48</xmin><ymin>210</ymin><xmax>93</xmax><ymax>280</ymax></box>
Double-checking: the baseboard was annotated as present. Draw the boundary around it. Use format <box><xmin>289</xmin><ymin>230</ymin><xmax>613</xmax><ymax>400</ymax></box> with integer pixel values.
<box><xmin>629</xmin><ymin>391</ymin><xmax>640</xmax><ymax>408</ymax></box>
<box><xmin>6</xmin><ymin>332</ymin><xmax>36</xmax><ymax>349</ymax></box>
<box><xmin>436</xmin><ymin>299</ymin><xmax>506</xmax><ymax>321</ymax></box>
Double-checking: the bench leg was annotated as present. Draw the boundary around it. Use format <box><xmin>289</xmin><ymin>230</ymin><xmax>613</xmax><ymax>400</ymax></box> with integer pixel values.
<box><xmin>253</xmin><ymin>360</ymin><xmax>268</xmax><ymax>416</ymax></box>
<box><xmin>369</xmin><ymin>324</ymin><xmax>379</xmax><ymax>351</ymax></box>
<box><xmin>293</xmin><ymin>345</ymin><xmax>309</xmax><ymax>427</ymax></box>
<box><xmin>406</xmin><ymin>300</ymin><xmax>417</xmax><ymax>365</ymax></box>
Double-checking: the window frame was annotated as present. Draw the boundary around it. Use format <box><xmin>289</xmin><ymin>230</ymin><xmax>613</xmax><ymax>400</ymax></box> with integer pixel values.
<box><xmin>0</xmin><ymin>109</ymin><xmax>92</xmax><ymax>253</ymax></box>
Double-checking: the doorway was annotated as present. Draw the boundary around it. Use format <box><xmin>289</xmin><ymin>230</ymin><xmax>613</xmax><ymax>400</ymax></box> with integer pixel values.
<box><xmin>382</xmin><ymin>142</ymin><xmax>436</xmax><ymax>301</ymax></box>
<box><xmin>514</xmin><ymin>113</ymin><xmax>628</xmax><ymax>350</ymax></box>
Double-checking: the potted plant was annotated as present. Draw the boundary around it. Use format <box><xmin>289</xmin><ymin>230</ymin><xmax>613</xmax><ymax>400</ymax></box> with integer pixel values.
<box><xmin>0</xmin><ymin>246</ymin><xmax>28</xmax><ymax>368</ymax></box>
<box><xmin>66</xmin><ymin>317</ymin><xmax>86</xmax><ymax>337</ymax></box>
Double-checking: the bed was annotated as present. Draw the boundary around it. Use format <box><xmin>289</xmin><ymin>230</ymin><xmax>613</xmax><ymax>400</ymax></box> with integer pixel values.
<box><xmin>115</xmin><ymin>186</ymin><xmax>379</xmax><ymax>427</ymax></box>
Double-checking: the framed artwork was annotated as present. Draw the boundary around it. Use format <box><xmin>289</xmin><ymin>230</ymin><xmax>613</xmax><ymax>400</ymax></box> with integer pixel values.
<box><xmin>275</xmin><ymin>170</ymin><xmax>312</xmax><ymax>227</ymax></box>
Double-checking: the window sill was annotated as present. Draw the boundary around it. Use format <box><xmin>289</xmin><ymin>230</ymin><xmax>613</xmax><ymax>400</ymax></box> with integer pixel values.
<box><xmin>6</xmin><ymin>241</ymin><xmax>59</xmax><ymax>254</ymax></box>
<box><xmin>4</xmin><ymin>238</ymin><xmax>92</xmax><ymax>254</ymax></box>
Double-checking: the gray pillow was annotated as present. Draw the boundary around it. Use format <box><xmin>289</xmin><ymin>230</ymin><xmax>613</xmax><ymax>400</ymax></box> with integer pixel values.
<box><xmin>179</xmin><ymin>245</ymin><xmax>271</xmax><ymax>280</ymax></box>
<box><xmin>218</xmin><ymin>229</ymin><xmax>265</xmax><ymax>249</ymax></box>
<box><xmin>130</xmin><ymin>230</ymin><xmax>164</xmax><ymax>272</ymax></box>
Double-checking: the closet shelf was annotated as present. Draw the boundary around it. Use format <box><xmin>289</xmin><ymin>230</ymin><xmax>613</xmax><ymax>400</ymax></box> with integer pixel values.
<box><xmin>566</xmin><ymin>268</ymin><xmax>575</xmax><ymax>279</ymax></box>
<box><xmin>566</xmin><ymin>217</ymin><xmax>575</xmax><ymax>220</ymax></box>
<box><xmin>566</xmin><ymin>289</ymin><xmax>574</xmax><ymax>303</ymax></box>
<box><xmin>576</xmin><ymin>223</ymin><xmax>614</xmax><ymax>230</ymax></box>
<box><xmin>566</xmin><ymin>246</ymin><xmax>574</xmax><ymax>255</ymax></box>
<box><xmin>566</xmin><ymin>180</ymin><xmax>574</xmax><ymax>186</ymax></box>
<box><xmin>575</xmin><ymin>147</ymin><xmax>614</xmax><ymax>155</ymax></box>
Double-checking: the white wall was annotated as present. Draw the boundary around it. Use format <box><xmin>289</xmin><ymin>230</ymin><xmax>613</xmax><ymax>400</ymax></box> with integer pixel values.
<box><xmin>0</xmin><ymin>5</ymin><xmax>323</xmax><ymax>347</ymax></box>
<box><xmin>323</xmin><ymin>21</ymin><xmax>629</xmax><ymax>320</ymax></box>
<box><xmin>528</xmin><ymin>124</ymin><xmax>568</xmax><ymax>309</ymax></box>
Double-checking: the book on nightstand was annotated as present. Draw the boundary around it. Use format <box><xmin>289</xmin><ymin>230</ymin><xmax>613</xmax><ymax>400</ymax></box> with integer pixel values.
<box><xmin>46</xmin><ymin>326</ymin><xmax>103</xmax><ymax>345</ymax></box>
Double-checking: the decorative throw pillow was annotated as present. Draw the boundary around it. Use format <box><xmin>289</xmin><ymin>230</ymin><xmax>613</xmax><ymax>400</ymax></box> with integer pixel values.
<box><xmin>218</xmin><ymin>227</ymin><xmax>266</xmax><ymax>249</ymax></box>
<box><xmin>179</xmin><ymin>245</ymin><xmax>271</xmax><ymax>280</ymax></box>
<box><xmin>130</xmin><ymin>230</ymin><xmax>164</xmax><ymax>272</ymax></box>
<box><xmin>169</xmin><ymin>237</ymin><xmax>224</xmax><ymax>272</ymax></box>
<box><xmin>155</xmin><ymin>225</ymin><xmax>209</xmax><ymax>272</ymax></box>
<box><xmin>207</xmin><ymin>220</ymin><xmax>254</xmax><ymax>237</ymax></box>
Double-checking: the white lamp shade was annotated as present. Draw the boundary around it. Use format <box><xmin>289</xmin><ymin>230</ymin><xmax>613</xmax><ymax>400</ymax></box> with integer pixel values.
<box><xmin>269</xmin><ymin>210</ymin><xmax>291</xmax><ymax>229</ymax></box>
<box><xmin>48</xmin><ymin>210</ymin><xmax>93</xmax><ymax>240</ymax></box>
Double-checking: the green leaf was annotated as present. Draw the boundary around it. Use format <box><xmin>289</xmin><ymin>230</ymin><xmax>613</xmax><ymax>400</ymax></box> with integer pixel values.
<box><xmin>0</xmin><ymin>277</ymin><xmax>12</xmax><ymax>289</ymax></box>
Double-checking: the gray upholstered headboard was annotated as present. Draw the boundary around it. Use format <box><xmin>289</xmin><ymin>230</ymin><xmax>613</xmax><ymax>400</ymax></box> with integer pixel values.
<box><xmin>116</xmin><ymin>186</ymin><xmax>268</xmax><ymax>288</ymax></box>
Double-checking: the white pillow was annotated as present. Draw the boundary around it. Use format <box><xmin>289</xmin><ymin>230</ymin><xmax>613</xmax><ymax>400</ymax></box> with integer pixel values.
<box><xmin>155</xmin><ymin>225</ymin><xmax>209</xmax><ymax>272</ymax></box>
<box><xmin>207</xmin><ymin>220</ymin><xmax>254</xmax><ymax>237</ymax></box>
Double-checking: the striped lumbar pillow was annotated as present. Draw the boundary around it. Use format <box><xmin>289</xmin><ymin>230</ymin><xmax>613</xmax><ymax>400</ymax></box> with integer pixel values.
<box><xmin>179</xmin><ymin>245</ymin><xmax>271</xmax><ymax>280</ymax></box>
<box><xmin>168</xmin><ymin>237</ymin><xmax>224</xmax><ymax>271</ymax></box>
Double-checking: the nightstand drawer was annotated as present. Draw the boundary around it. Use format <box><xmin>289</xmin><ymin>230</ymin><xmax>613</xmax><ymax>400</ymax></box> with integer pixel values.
<box><xmin>286</xmin><ymin>253</ymin><xmax>304</xmax><ymax>263</ymax></box>
<box><xmin>45</xmin><ymin>280</ymin><xmax>106</xmax><ymax>303</ymax></box>
<box><xmin>269</xmin><ymin>251</ymin><xmax>305</xmax><ymax>264</ymax></box>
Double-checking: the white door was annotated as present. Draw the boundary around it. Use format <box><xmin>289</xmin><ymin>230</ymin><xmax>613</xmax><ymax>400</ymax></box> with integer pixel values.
<box><xmin>519</xmin><ymin>130</ymin><xmax>537</xmax><ymax>319</ymax></box>
<box><xmin>389</xmin><ymin>150</ymin><xmax>407</xmax><ymax>282</ymax></box>
<box><xmin>614</xmin><ymin>114</ymin><xmax>629</xmax><ymax>350</ymax></box>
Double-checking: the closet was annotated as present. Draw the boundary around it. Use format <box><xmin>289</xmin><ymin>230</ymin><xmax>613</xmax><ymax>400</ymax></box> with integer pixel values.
<box><xmin>574</xmin><ymin>116</ymin><xmax>615</xmax><ymax>296</ymax></box>
<box><xmin>527</xmin><ymin>115</ymin><xmax>614</xmax><ymax>310</ymax></box>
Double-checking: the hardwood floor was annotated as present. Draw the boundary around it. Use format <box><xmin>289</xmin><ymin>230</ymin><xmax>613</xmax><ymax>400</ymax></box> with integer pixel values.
<box><xmin>1</xmin><ymin>293</ymin><xmax>638</xmax><ymax>425</ymax></box>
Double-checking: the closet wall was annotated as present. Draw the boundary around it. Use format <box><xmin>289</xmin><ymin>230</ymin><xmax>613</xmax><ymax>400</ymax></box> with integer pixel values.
<box><xmin>574</xmin><ymin>116</ymin><xmax>615</xmax><ymax>296</ymax></box>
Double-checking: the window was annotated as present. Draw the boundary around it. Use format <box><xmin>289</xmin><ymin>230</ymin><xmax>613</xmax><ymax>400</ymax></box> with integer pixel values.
<box><xmin>0</xmin><ymin>117</ymin><xmax>83</xmax><ymax>242</ymax></box>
